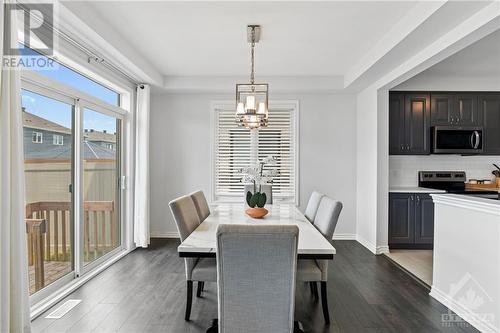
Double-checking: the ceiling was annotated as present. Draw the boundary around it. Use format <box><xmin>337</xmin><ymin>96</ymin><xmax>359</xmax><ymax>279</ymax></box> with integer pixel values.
<box><xmin>395</xmin><ymin>29</ymin><xmax>500</xmax><ymax>88</ymax></box>
<box><xmin>62</xmin><ymin>1</ymin><xmax>419</xmax><ymax>77</ymax></box>
<box><xmin>421</xmin><ymin>29</ymin><xmax>500</xmax><ymax>77</ymax></box>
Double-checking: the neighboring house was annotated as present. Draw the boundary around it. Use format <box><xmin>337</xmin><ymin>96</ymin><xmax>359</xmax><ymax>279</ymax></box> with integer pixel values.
<box><xmin>84</xmin><ymin>129</ymin><xmax>117</xmax><ymax>151</ymax></box>
<box><xmin>23</xmin><ymin>109</ymin><xmax>116</xmax><ymax>160</ymax></box>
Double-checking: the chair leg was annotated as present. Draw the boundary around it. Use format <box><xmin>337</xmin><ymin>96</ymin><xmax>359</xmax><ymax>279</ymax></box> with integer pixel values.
<box><xmin>197</xmin><ymin>281</ymin><xmax>204</xmax><ymax>298</ymax></box>
<box><xmin>320</xmin><ymin>281</ymin><xmax>330</xmax><ymax>324</ymax></box>
<box><xmin>185</xmin><ymin>280</ymin><xmax>193</xmax><ymax>321</ymax></box>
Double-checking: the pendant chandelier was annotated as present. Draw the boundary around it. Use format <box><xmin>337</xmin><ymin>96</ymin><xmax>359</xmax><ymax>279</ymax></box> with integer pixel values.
<box><xmin>235</xmin><ymin>25</ymin><xmax>269</xmax><ymax>129</ymax></box>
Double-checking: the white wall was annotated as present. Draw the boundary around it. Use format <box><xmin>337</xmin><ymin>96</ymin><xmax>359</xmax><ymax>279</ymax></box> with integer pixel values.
<box><xmin>150</xmin><ymin>92</ymin><xmax>357</xmax><ymax>238</ymax></box>
<box><xmin>355</xmin><ymin>88</ymin><xmax>379</xmax><ymax>253</ymax></box>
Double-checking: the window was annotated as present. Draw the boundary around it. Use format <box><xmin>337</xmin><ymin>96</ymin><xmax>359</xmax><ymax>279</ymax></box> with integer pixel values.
<box><xmin>53</xmin><ymin>134</ymin><xmax>64</xmax><ymax>145</ymax></box>
<box><xmin>19</xmin><ymin>45</ymin><xmax>120</xmax><ymax>106</ymax></box>
<box><xmin>212</xmin><ymin>102</ymin><xmax>298</xmax><ymax>203</ymax></box>
<box><xmin>32</xmin><ymin>131</ymin><xmax>43</xmax><ymax>143</ymax></box>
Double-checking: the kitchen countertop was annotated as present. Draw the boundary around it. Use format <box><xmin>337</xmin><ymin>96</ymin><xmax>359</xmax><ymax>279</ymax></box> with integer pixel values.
<box><xmin>389</xmin><ymin>186</ymin><xmax>447</xmax><ymax>194</ymax></box>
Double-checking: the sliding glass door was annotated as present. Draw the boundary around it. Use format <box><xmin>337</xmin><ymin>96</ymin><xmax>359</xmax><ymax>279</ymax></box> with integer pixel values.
<box><xmin>22</xmin><ymin>89</ymin><xmax>75</xmax><ymax>295</ymax></box>
<box><xmin>82</xmin><ymin>108</ymin><xmax>121</xmax><ymax>265</ymax></box>
<box><xmin>21</xmin><ymin>75</ymin><xmax>126</xmax><ymax>303</ymax></box>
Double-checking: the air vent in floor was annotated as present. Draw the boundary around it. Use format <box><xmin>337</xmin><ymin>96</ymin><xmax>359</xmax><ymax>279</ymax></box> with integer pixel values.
<box><xmin>45</xmin><ymin>299</ymin><xmax>82</xmax><ymax>319</ymax></box>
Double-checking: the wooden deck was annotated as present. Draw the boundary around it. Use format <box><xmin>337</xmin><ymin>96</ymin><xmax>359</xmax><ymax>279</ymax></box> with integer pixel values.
<box><xmin>29</xmin><ymin>262</ymin><xmax>72</xmax><ymax>295</ymax></box>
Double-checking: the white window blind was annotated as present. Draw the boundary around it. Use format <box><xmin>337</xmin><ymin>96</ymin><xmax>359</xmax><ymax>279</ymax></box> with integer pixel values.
<box><xmin>213</xmin><ymin>105</ymin><xmax>297</xmax><ymax>202</ymax></box>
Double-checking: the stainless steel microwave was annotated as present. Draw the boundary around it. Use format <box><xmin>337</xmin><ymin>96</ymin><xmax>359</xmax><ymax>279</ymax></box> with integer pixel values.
<box><xmin>432</xmin><ymin>126</ymin><xmax>483</xmax><ymax>154</ymax></box>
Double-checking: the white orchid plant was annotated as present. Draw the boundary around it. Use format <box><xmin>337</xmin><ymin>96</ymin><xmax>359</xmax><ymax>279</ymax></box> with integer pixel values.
<box><xmin>239</xmin><ymin>156</ymin><xmax>279</xmax><ymax>208</ymax></box>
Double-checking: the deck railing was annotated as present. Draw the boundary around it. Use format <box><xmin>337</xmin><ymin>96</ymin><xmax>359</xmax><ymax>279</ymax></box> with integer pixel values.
<box><xmin>25</xmin><ymin>201</ymin><xmax>117</xmax><ymax>290</ymax></box>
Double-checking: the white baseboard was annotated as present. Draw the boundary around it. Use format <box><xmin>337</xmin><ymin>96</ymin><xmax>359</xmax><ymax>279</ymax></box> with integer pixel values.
<box><xmin>332</xmin><ymin>233</ymin><xmax>357</xmax><ymax>240</ymax></box>
<box><xmin>355</xmin><ymin>234</ymin><xmax>377</xmax><ymax>254</ymax></box>
<box><xmin>151</xmin><ymin>231</ymin><xmax>179</xmax><ymax>238</ymax></box>
<box><xmin>430</xmin><ymin>286</ymin><xmax>499</xmax><ymax>333</ymax></box>
<box><xmin>376</xmin><ymin>245</ymin><xmax>390</xmax><ymax>254</ymax></box>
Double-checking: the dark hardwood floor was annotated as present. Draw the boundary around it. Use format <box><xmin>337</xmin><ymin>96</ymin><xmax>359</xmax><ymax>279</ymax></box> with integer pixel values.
<box><xmin>32</xmin><ymin>239</ymin><xmax>478</xmax><ymax>333</ymax></box>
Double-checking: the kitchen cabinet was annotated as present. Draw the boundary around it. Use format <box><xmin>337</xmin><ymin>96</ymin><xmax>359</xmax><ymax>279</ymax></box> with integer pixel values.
<box><xmin>431</xmin><ymin>93</ymin><xmax>479</xmax><ymax>126</ymax></box>
<box><xmin>390</xmin><ymin>91</ymin><xmax>498</xmax><ymax>155</ymax></box>
<box><xmin>478</xmin><ymin>93</ymin><xmax>500</xmax><ymax>155</ymax></box>
<box><xmin>389</xmin><ymin>193</ymin><xmax>434</xmax><ymax>248</ymax></box>
<box><xmin>454</xmin><ymin>93</ymin><xmax>479</xmax><ymax>126</ymax></box>
<box><xmin>389</xmin><ymin>92</ymin><xmax>430</xmax><ymax>155</ymax></box>
<box><xmin>414</xmin><ymin>194</ymin><xmax>434</xmax><ymax>244</ymax></box>
<box><xmin>430</xmin><ymin>93</ymin><xmax>454</xmax><ymax>126</ymax></box>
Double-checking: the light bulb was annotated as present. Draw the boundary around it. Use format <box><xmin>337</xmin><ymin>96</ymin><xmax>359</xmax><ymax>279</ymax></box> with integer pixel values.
<box><xmin>257</xmin><ymin>102</ymin><xmax>266</xmax><ymax>115</ymax></box>
<box><xmin>236</xmin><ymin>102</ymin><xmax>245</xmax><ymax>114</ymax></box>
<box><xmin>246</xmin><ymin>95</ymin><xmax>255</xmax><ymax>111</ymax></box>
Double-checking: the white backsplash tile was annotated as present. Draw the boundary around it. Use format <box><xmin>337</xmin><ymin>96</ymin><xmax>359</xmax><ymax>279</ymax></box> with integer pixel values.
<box><xmin>389</xmin><ymin>155</ymin><xmax>500</xmax><ymax>186</ymax></box>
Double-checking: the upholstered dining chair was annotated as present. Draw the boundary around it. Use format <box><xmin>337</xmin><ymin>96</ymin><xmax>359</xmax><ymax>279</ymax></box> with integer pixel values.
<box><xmin>215</xmin><ymin>224</ymin><xmax>299</xmax><ymax>333</ymax></box>
<box><xmin>297</xmin><ymin>196</ymin><xmax>343</xmax><ymax>324</ymax></box>
<box><xmin>190</xmin><ymin>190</ymin><xmax>211</xmax><ymax>222</ymax></box>
<box><xmin>169</xmin><ymin>195</ymin><xmax>217</xmax><ymax>321</ymax></box>
<box><xmin>304</xmin><ymin>191</ymin><xmax>324</xmax><ymax>223</ymax></box>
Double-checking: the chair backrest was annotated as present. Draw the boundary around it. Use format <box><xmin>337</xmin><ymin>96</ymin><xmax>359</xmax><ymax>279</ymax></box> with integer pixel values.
<box><xmin>304</xmin><ymin>191</ymin><xmax>324</xmax><ymax>223</ymax></box>
<box><xmin>169</xmin><ymin>195</ymin><xmax>201</xmax><ymax>241</ymax></box>
<box><xmin>244</xmin><ymin>184</ymin><xmax>273</xmax><ymax>205</ymax></box>
<box><xmin>190</xmin><ymin>190</ymin><xmax>210</xmax><ymax>222</ymax></box>
<box><xmin>314</xmin><ymin>196</ymin><xmax>343</xmax><ymax>240</ymax></box>
<box><xmin>216</xmin><ymin>224</ymin><xmax>298</xmax><ymax>333</ymax></box>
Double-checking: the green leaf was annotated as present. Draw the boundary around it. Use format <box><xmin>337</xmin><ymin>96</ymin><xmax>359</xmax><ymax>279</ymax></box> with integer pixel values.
<box><xmin>257</xmin><ymin>192</ymin><xmax>267</xmax><ymax>208</ymax></box>
<box><xmin>246</xmin><ymin>191</ymin><xmax>253</xmax><ymax>206</ymax></box>
<box><xmin>249</xmin><ymin>193</ymin><xmax>259</xmax><ymax>208</ymax></box>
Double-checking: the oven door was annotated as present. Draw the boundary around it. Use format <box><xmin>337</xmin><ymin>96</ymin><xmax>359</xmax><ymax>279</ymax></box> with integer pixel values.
<box><xmin>432</xmin><ymin>127</ymin><xmax>483</xmax><ymax>154</ymax></box>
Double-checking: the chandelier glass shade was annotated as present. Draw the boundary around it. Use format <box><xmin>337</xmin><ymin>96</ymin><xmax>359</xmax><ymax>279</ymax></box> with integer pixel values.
<box><xmin>235</xmin><ymin>25</ymin><xmax>269</xmax><ymax>129</ymax></box>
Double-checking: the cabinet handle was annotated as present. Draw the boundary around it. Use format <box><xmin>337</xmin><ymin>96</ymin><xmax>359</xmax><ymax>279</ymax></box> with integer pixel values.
<box><xmin>416</xmin><ymin>195</ymin><xmax>420</xmax><ymax>205</ymax></box>
<box><xmin>410</xmin><ymin>195</ymin><xmax>414</xmax><ymax>201</ymax></box>
<box><xmin>407</xmin><ymin>145</ymin><xmax>410</xmax><ymax>150</ymax></box>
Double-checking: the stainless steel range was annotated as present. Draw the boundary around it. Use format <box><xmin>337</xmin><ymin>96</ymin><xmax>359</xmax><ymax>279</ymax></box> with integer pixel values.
<box><xmin>418</xmin><ymin>171</ymin><xmax>500</xmax><ymax>200</ymax></box>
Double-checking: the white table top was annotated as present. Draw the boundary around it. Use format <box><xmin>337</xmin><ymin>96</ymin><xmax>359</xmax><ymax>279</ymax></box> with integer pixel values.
<box><xmin>178</xmin><ymin>203</ymin><xmax>336</xmax><ymax>259</ymax></box>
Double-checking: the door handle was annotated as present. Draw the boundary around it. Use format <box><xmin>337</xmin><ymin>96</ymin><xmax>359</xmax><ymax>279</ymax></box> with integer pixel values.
<box><xmin>473</xmin><ymin>131</ymin><xmax>480</xmax><ymax>149</ymax></box>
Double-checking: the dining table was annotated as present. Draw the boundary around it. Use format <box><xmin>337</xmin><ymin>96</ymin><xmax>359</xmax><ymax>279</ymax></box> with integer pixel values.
<box><xmin>178</xmin><ymin>203</ymin><xmax>336</xmax><ymax>260</ymax></box>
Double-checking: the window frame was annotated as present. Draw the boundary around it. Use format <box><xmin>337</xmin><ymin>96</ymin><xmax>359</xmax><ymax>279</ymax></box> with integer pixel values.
<box><xmin>32</xmin><ymin>131</ymin><xmax>43</xmax><ymax>143</ymax></box>
<box><xmin>21</xmin><ymin>65</ymin><xmax>132</xmax><ymax>313</ymax></box>
<box><xmin>210</xmin><ymin>100</ymin><xmax>299</xmax><ymax>205</ymax></box>
<box><xmin>53</xmin><ymin>134</ymin><xmax>64</xmax><ymax>145</ymax></box>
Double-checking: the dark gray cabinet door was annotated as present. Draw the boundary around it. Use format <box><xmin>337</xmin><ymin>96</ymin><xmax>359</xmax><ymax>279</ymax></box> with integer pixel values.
<box><xmin>389</xmin><ymin>193</ymin><xmax>414</xmax><ymax>244</ymax></box>
<box><xmin>414</xmin><ymin>194</ymin><xmax>434</xmax><ymax>244</ymax></box>
<box><xmin>389</xmin><ymin>93</ymin><xmax>405</xmax><ymax>154</ymax></box>
<box><xmin>479</xmin><ymin>93</ymin><xmax>500</xmax><ymax>155</ymax></box>
<box><xmin>431</xmin><ymin>93</ymin><xmax>454</xmax><ymax>126</ymax></box>
<box><xmin>455</xmin><ymin>93</ymin><xmax>479</xmax><ymax>126</ymax></box>
<box><xmin>405</xmin><ymin>94</ymin><xmax>430</xmax><ymax>154</ymax></box>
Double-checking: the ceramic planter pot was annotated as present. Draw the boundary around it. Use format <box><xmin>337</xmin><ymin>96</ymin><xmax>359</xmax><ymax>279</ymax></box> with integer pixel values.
<box><xmin>245</xmin><ymin>207</ymin><xmax>268</xmax><ymax>219</ymax></box>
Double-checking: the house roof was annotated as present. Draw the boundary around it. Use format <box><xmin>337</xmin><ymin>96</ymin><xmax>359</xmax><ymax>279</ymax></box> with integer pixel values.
<box><xmin>23</xmin><ymin>111</ymin><xmax>71</xmax><ymax>135</ymax></box>
<box><xmin>23</xmin><ymin>110</ymin><xmax>116</xmax><ymax>143</ymax></box>
<box><xmin>84</xmin><ymin>130</ymin><xmax>116</xmax><ymax>143</ymax></box>
<box><xmin>25</xmin><ymin>140</ymin><xmax>116</xmax><ymax>160</ymax></box>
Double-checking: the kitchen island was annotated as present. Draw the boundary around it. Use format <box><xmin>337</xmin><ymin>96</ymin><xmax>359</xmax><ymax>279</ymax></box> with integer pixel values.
<box><xmin>430</xmin><ymin>194</ymin><xmax>500</xmax><ymax>333</ymax></box>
